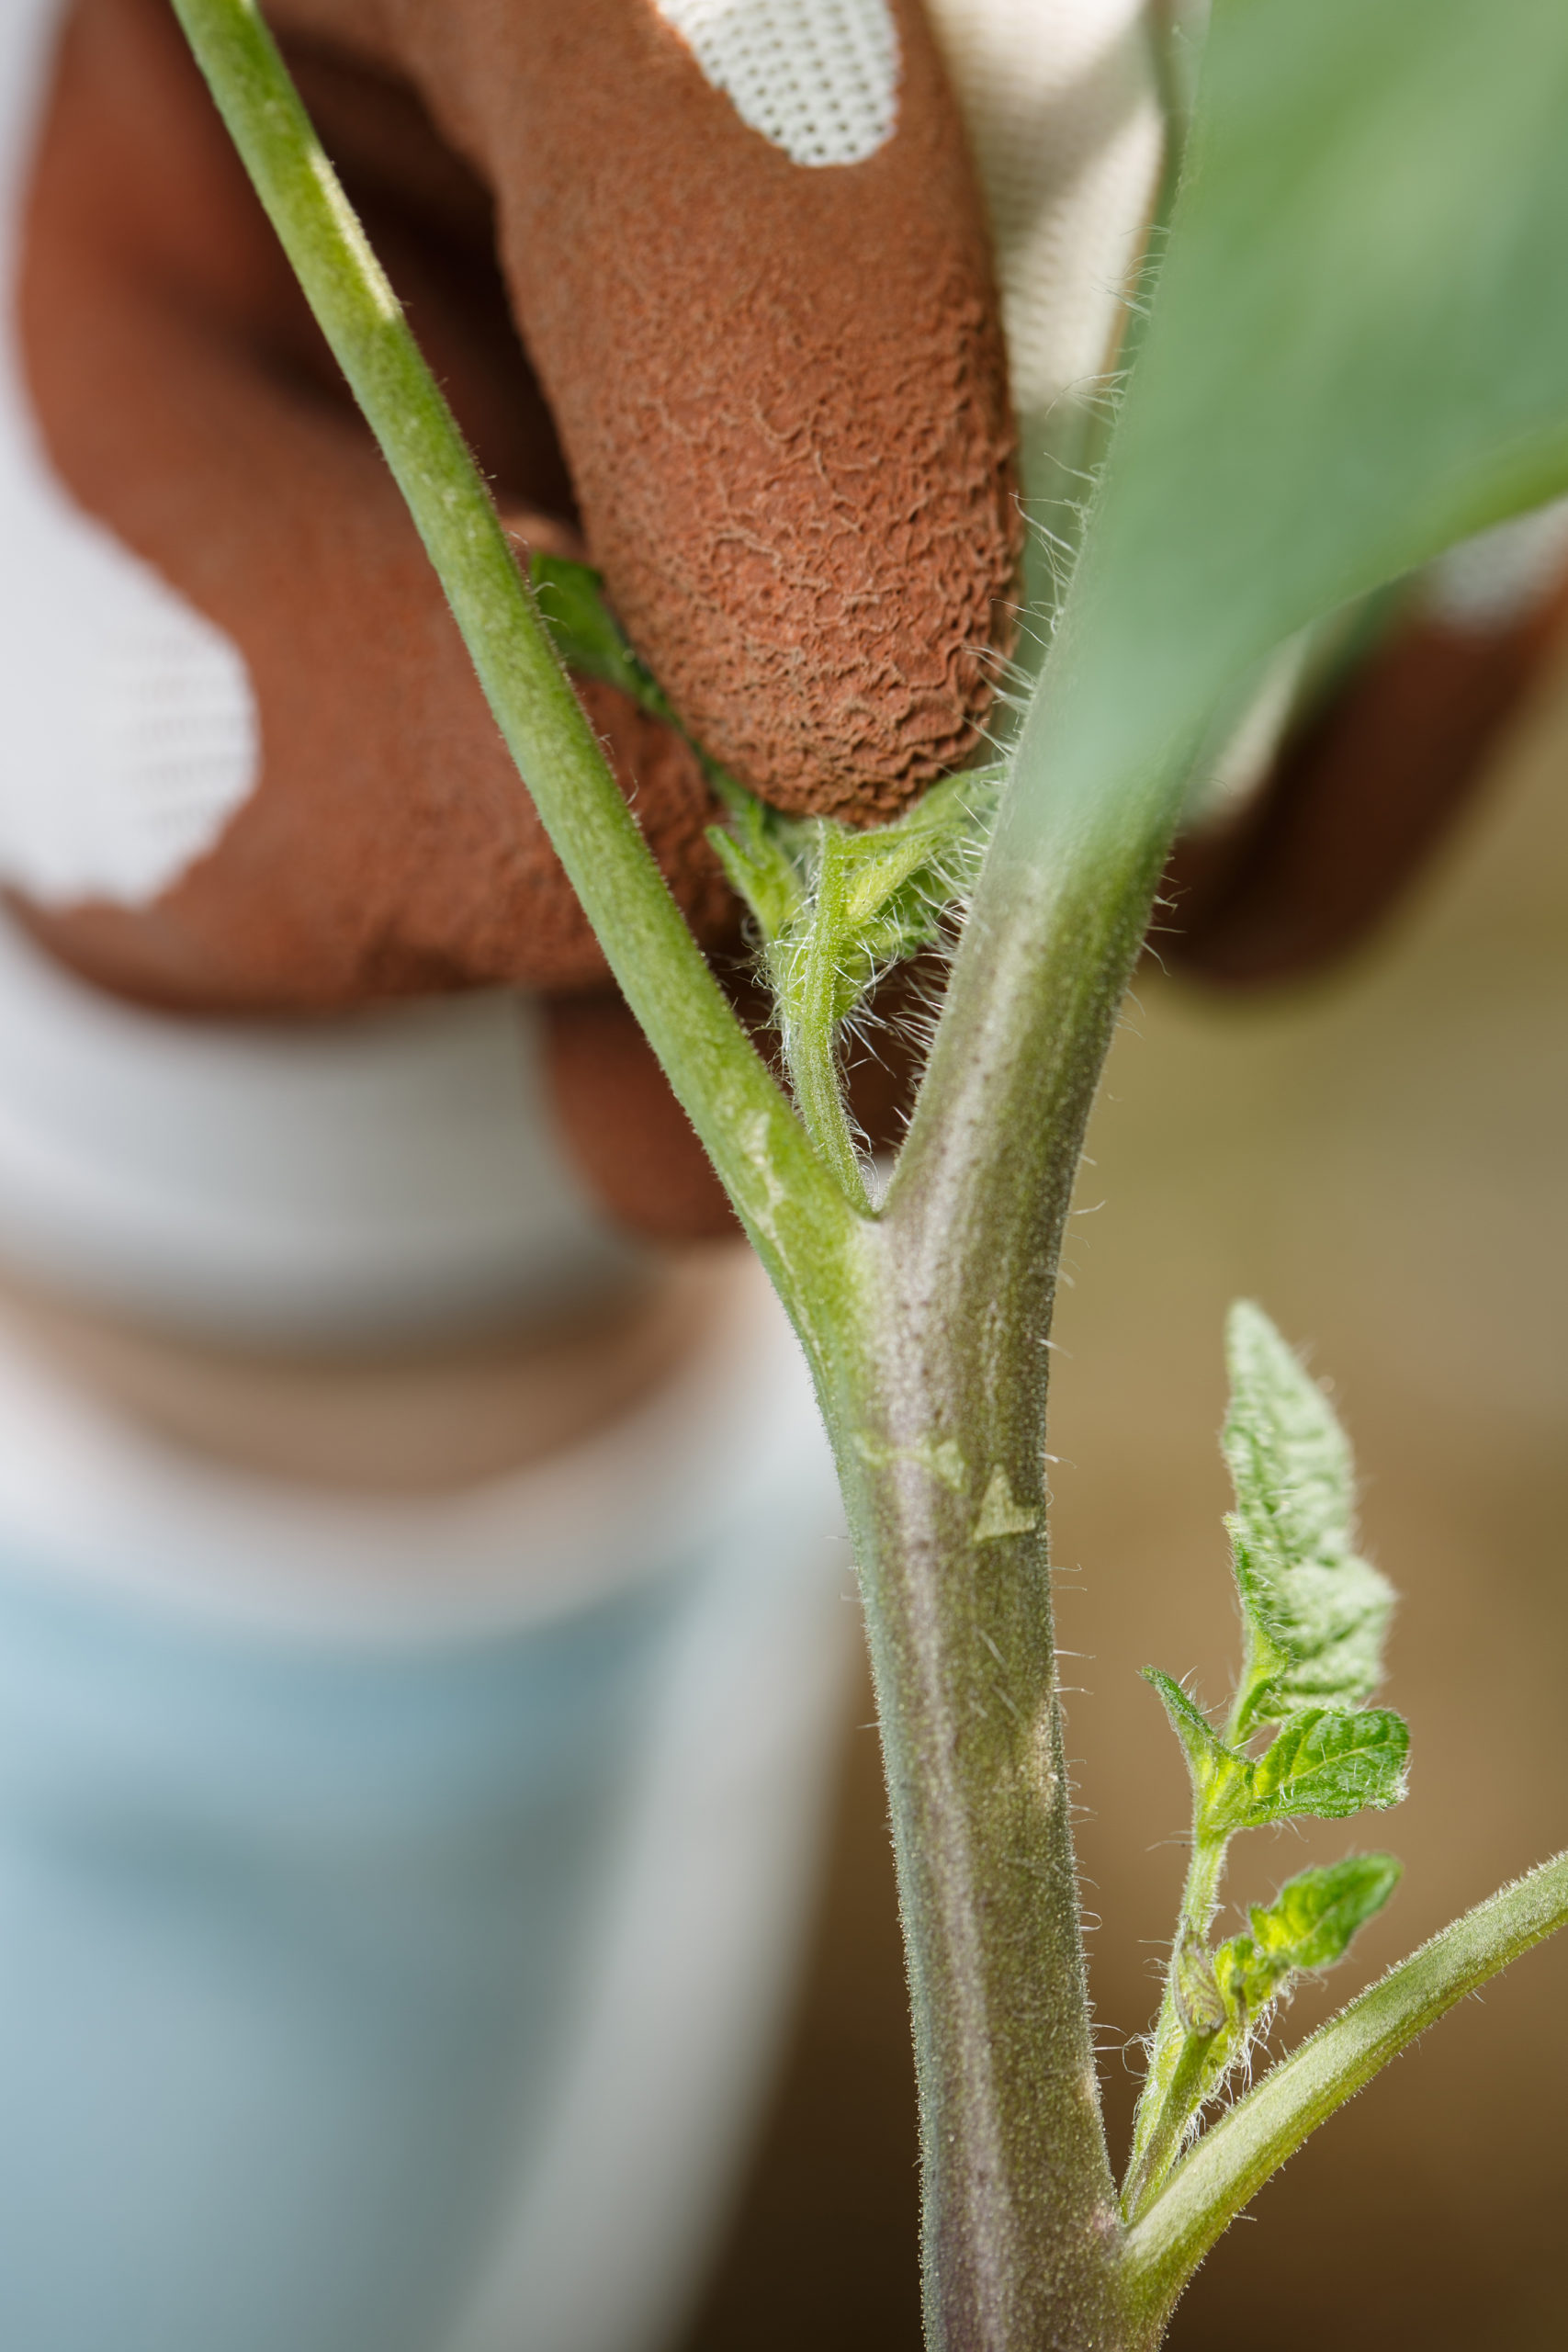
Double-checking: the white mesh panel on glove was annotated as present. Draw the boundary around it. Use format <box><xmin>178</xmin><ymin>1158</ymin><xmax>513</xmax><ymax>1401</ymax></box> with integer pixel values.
<box><xmin>654</xmin><ymin>0</ymin><xmax>900</xmax><ymax>165</ymax></box>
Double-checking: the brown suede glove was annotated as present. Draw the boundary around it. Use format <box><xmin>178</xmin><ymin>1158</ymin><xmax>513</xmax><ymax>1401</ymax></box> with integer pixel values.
<box><xmin>1165</xmin><ymin>571</ymin><xmax>1568</xmax><ymax>989</ymax></box>
<box><xmin>15</xmin><ymin>0</ymin><xmax>1017</xmax><ymax>1230</ymax></box>
<box><xmin>16</xmin><ymin>0</ymin><xmax>1563</xmax><ymax>1244</ymax></box>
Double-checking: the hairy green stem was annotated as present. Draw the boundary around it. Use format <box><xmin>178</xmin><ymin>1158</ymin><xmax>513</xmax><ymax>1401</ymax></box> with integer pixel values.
<box><xmin>168</xmin><ymin>0</ymin><xmax>859</xmax><ymax>1351</ymax></box>
<box><xmin>1125</xmin><ymin>1645</ymin><xmax>1280</xmax><ymax>2218</ymax></box>
<box><xmin>859</xmin><ymin>677</ymin><xmax>1195</xmax><ymax>2342</ymax></box>
<box><xmin>1122</xmin><ymin>1849</ymin><xmax>1568</xmax><ymax>2333</ymax></box>
<box><xmin>1123</xmin><ymin>1837</ymin><xmax>1227</xmax><ymax>2218</ymax></box>
<box><xmin>1126</xmin><ymin>2028</ymin><xmax>1217</xmax><ymax>2225</ymax></box>
<box><xmin>777</xmin><ymin>831</ymin><xmax>874</xmax><ymax>1213</ymax></box>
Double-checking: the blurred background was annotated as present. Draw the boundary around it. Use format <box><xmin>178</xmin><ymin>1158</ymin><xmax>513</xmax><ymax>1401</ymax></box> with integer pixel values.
<box><xmin>680</xmin><ymin>634</ymin><xmax>1568</xmax><ymax>2348</ymax></box>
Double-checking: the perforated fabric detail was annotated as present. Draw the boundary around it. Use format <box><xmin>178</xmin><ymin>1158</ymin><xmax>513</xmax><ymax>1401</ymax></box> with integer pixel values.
<box><xmin>654</xmin><ymin>0</ymin><xmax>899</xmax><ymax>166</ymax></box>
<box><xmin>1</xmin><ymin>0</ymin><xmax>257</xmax><ymax>909</ymax></box>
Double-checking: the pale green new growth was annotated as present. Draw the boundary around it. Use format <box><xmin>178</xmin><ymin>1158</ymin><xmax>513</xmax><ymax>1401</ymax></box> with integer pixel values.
<box><xmin>1126</xmin><ymin>1306</ymin><xmax>1408</xmax><ymax>2221</ymax></box>
<box><xmin>746</xmin><ymin>772</ymin><xmax>999</xmax><ymax>1205</ymax></box>
<box><xmin>1193</xmin><ymin>1854</ymin><xmax>1403</xmax><ymax>2102</ymax></box>
<box><xmin>1122</xmin><ymin>1850</ymin><xmax>1568</xmax><ymax>2333</ymax></box>
<box><xmin>1145</xmin><ymin>1676</ymin><xmax>1408</xmax><ymax>1837</ymax></box>
<box><xmin>530</xmin><ymin>550</ymin><xmax>998</xmax><ymax>1207</ymax></box>
<box><xmin>1223</xmin><ymin>1299</ymin><xmax>1395</xmax><ymax>1733</ymax></box>
<box><xmin>1148</xmin><ymin>1853</ymin><xmax>1404</xmax><ymax>2142</ymax></box>
<box><xmin>1218</xmin><ymin>1854</ymin><xmax>1404</xmax><ymax>2008</ymax></box>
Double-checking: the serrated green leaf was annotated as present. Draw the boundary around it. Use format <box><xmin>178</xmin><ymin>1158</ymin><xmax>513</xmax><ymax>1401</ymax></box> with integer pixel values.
<box><xmin>1213</xmin><ymin>1853</ymin><xmax>1401</xmax><ymax>2032</ymax></box>
<box><xmin>1223</xmin><ymin>1302</ymin><xmax>1394</xmax><ymax>1732</ymax></box>
<box><xmin>1248</xmin><ymin>1853</ymin><xmax>1402</xmax><ymax>1974</ymax></box>
<box><xmin>1240</xmin><ymin>1705</ymin><xmax>1409</xmax><ymax>1827</ymax></box>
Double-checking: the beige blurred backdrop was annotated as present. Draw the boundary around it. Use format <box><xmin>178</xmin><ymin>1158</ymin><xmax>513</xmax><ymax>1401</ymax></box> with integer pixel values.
<box><xmin>682</xmin><ymin>638</ymin><xmax>1568</xmax><ymax>2351</ymax></box>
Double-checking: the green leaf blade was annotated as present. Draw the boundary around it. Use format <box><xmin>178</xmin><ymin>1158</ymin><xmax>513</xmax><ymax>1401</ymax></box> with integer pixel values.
<box><xmin>1222</xmin><ymin>1301</ymin><xmax>1394</xmax><ymax>1731</ymax></box>
<box><xmin>1244</xmin><ymin>1706</ymin><xmax>1410</xmax><ymax>1827</ymax></box>
<box><xmin>1005</xmin><ymin>0</ymin><xmax>1568</xmax><ymax>876</ymax></box>
<box><xmin>1248</xmin><ymin>1853</ymin><xmax>1403</xmax><ymax>1976</ymax></box>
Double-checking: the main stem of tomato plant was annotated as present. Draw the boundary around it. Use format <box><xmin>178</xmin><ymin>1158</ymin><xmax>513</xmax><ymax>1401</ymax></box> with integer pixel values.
<box><xmin>840</xmin><ymin>744</ymin><xmax>1184</xmax><ymax>2349</ymax></box>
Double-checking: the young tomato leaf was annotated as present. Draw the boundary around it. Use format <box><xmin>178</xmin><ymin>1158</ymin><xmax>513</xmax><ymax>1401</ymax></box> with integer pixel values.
<box><xmin>1222</xmin><ymin>1301</ymin><xmax>1394</xmax><ymax>1734</ymax></box>
<box><xmin>758</xmin><ymin>769</ymin><xmax>1002</xmax><ymax>1069</ymax></box>
<box><xmin>707</xmin><ymin>803</ymin><xmax>807</xmax><ymax>946</ymax></box>
<box><xmin>1213</xmin><ymin>1855</ymin><xmax>1402</xmax><ymax>2032</ymax></box>
<box><xmin>1239</xmin><ymin>1705</ymin><xmax>1409</xmax><ymax>1828</ymax></box>
<box><xmin>1144</xmin><ymin>1668</ymin><xmax>1247</xmax><ymax>1815</ymax></box>
<box><xmin>530</xmin><ymin>552</ymin><xmax>998</xmax><ymax>1024</ymax></box>
<box><xmin>1245</xmin><ymin>1853</ymin><xmax>1403</xmax><ymax>1976</ymax></box>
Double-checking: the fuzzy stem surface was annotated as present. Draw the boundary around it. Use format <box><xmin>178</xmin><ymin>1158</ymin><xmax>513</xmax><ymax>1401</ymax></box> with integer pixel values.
<box><xmin>777</xmin><ymin>831</ymin><xmax>874</xmax><ymax>1212</ymax></box>
<box><xmin>856</xmin><ymin>644</ymin><xmax>1197</xmax><ymax>2340</ymax></box>
<box><xmin>1122</xmin><ymin>1836</ymin><xmax>1227</xmax><ymax>2218</ymax></box>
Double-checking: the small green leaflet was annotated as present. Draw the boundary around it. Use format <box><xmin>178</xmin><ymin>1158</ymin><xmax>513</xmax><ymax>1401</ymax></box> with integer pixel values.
<box><xmin>1144</xmin><ymin>1674</ymin><xmax>1408</xmax><ymax>1834</ymax></box>
<box><xmin>1245</xmin><ymin>1852</ymin><xmax>1403</xmax><ymax>1974</ymax></box>
<box><xmin>1143</xmin><ymin>1669</ymin><xmax>1246</xmax><ymax>1826</ymax></box>
<box><xmin>1143</xmin><ymin>1669</ymin><xmax>1232</xmax><ymax>1789</ymax></box>
<box><xmin>1214</xmin><ymin>1854</ymin><xmax>1401</xmax><ymax>2026</ymax></box>
<box><xmin>529</xmin><ymin>552</ymin><xmax>672</xmax><ymax>719</ymax></box>
<box><xmin>1223</xmin><ymin>1301</ymin><xmax>1394</xmax><ymax>1733</ymax></box>
<box><xmin>1238</xmin><ymin>1705</ymin><xmax>1408</xmax><ymax>1827</ymax></box>
<box><xmin>706</xmin><ymin>797</ymin><xmax>808</xmax><ymax>946</ymax></box>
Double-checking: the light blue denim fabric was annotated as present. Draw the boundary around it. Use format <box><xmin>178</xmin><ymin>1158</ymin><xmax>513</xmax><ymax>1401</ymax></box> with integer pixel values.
<box><xmin>0</xmin><ymin>1561</ymin><xmax>686</xmax><ymax>2352</ymax></box>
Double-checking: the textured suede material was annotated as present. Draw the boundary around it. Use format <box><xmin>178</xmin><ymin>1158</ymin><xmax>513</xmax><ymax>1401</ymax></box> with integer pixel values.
<box><xmin>17</xmin><ymin>0</ymin><xmax>733</xmax><ymax>1011</ymax></box>
<box><xmin>17</xmin><ymin>0</ymin><xmax>1563</xmax><ymax>1234</ymax></box>
<box><xmin>14</xmin><ymin>0</ymin><xmax>1015</xmax><ymax>1234</ymax></box>
<box><xmin>272</xmin><ymin>0</ymin><xmax>1022</xmax><ymax>820</ymax></box>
